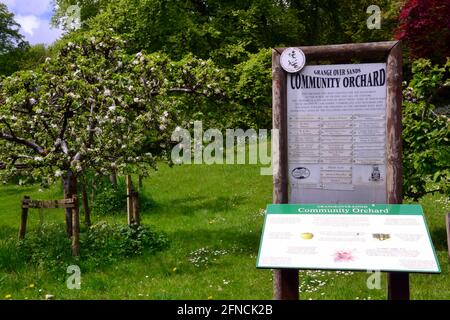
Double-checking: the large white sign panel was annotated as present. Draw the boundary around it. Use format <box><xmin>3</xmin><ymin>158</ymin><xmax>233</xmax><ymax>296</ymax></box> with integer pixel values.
<box><xmin>287</xmin><ymin>63</ymin><xmax>387</xmax><ymax>203</ymax></box>
<box><xmin>257</xmin><ymin>204</ymin><xmax>440</xmax><ymax>273</ymax></box>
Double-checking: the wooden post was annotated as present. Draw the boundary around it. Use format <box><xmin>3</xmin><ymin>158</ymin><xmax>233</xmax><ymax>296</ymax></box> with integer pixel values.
<box><xmin>18</xmin><ymin>196</ymin><xmax>30</xmax><ymax>240</ymax></box>
<box><xmin>446</xmin><ymin>213</ymin><xmax>450</xmax><ymax>259</ymax></box>
<box><xmin>71</xmin><ymin>195</ymin><xmax>80</xmax><ymax>256</ymax></box>
<box><xmin>126</xmin><ymin>175</ymin><xmax>134</xmax><ymax>225</ymax></box>
<box><xmin>272</xmin><ymin>48</ymin><xmax>298</xmax><ymax>300</ymax></box>
<box><xmin>388</xmin><ymin>273</ymin><xmax>409</xmax><ymax>300</ymax></box>
<box><xmin>81</xmin><ymin>183</ymin><xmax>91</xmax><ymax>227</ymax></box>
<box><xmin>132</xmin><ymin>191</ymin><xmax>140</xmax><ymax>226</ymax></box>
<box><xmin>272</xmin><ymin>41</ymin><xmax>404</xmax><ymax>300</ymax></box>
<box><xmin>385</xmin><ymin>41</ymin><xmax>409</xmax><ymax>300</ymax></box>
<box><xmin>138</xmin><ymin>175</ymin><xmax>143</xmax><ymax>190</ymax></box>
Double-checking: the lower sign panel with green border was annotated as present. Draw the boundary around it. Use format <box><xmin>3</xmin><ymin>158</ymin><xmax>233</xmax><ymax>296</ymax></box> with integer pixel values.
<box><xmin>256</xmin><ymin>204</ymin><xmax>440</xmax><ymax>273</ymax></box>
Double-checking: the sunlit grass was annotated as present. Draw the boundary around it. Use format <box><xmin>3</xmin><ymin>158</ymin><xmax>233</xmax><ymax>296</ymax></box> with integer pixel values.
<box><xmin>0</xmin><ymin>163</ymin><xmax>448</xmax><ymax>299</ymax></box>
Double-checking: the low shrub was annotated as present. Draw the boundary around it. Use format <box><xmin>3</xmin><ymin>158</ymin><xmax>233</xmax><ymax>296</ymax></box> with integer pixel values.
<box><xmin>17</xmin><ymin>222</ymin><xmax>169</xmax><ymax>273</ymax></box>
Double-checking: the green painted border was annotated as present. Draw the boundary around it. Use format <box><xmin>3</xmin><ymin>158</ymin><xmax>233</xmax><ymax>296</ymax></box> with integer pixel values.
<box><xmin>266</xmin><ymin>203</ymin><xmax>424</xmax><ymax>215</ymax></box>
<box><xmin>256</xmin><ymin>204</ymin><xmax>441</xmax><ymax>273</ymax></box>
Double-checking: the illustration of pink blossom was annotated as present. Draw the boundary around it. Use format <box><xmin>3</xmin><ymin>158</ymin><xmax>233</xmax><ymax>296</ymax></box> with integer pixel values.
<box><xmin>334</xmin><ymin>250</ymin><xmax>354</xmax><ymax>262</ymax></box>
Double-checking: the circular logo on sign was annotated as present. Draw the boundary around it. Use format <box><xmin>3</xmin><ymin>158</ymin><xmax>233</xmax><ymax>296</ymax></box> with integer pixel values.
<box><xmin>291</xmin><ymin>167</ymin><xmax>310</xmax><ymax>179</ymax></box>
<box><xmin>280</xmin><ymin>47</ymin><xmax>306</xmax><ymax>73</ymax></box>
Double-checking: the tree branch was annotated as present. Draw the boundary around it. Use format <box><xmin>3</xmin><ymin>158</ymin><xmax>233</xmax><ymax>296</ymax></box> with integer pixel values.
<box><xmin>0</xmin><ymin>132</ymin><xmax>46</xmax><ymax>155</ymax></box>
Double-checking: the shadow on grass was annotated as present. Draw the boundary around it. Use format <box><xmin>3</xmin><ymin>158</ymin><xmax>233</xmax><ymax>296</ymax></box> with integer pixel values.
<box><xmin>0</xmin><ymin>225</ymin><xmax>17</xmax><ymax>240</ymax></box>
<box><xmin>148</xmin><ymin>195</ymin><xmax>247</xmax><ymax>216</ymax></box>
<box><xmin>430</xmin><ymin>226</ymin><xmax>449</xmax><ymax>251</ymax></box>
<box><xmin>167</xmin><ymin>226</ymin><xmax>261</xmax><ymax>254</ymax></box>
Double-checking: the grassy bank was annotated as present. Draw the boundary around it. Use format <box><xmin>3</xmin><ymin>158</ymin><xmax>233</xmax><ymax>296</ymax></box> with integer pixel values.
<box><xmin>0</xmin><ymin>163</ymin><xmax>448</xmax><ymax>299</ymax></box>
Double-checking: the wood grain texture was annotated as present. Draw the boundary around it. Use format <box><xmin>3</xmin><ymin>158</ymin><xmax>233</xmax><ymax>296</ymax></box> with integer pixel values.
<box><xmin>18</xmin><ymin>196</ymin><xmax>30</xmax><ymax>240</ymax></box>
<box><xmin>22</xmin><ymin>198</ymin><xmax>76</xmax><ymax>209</ymax></box>
<box><xmin>276</xmin><ymin>41</ymin><xmax>397</xmax><ymax>60</ymax></box>
<box><xmin>385</xmin><ymin>41</ymin><xmax>409</xmax><ymax>300</ymax></box>
<box><xmin>272</xmin><ymin>49</ymin><xmax>299</xmax><ymax>300</ymax></box>
<box><xmin>386</xmin><ymin>41</ymin><xmax>403</xmax><ymax>205</ymax></box>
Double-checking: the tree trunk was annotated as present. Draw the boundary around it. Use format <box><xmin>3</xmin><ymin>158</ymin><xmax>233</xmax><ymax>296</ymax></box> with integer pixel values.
<box><xmin>81</xmin><ymin>182</ymin><xmax>91</xmax><ymax>227</ymax></box>
<box><xmin>62</xmin><ymin>170</ymin><xmax>77</xmax><ymax>238</ymax></box>
<box><xmin>110</xmin><ymin>171</ymin><xmax>117</xmax><ymax>185</ymax></box>
<box><xmin>138</xmin><ymin>175</ymin><xmax>143</xmax><ymax>190</ymax></box>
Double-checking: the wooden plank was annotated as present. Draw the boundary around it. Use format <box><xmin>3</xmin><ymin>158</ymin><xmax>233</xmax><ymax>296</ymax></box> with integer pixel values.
<box><xmin>275</xmin><ymin>41</ymin><xmax>397</xmax><ymax>60</ymax></box>
<box><xmin>385</xmin><ymin>41</ymin><xmax>409</xmax><ymax>300</ymax></box>
<box><xmin>446</xmin><ymin>213</ymin><xmax>450</xmax><ymax>259</ymax></box>
<box><xmin>22</xmin><ymin>198</ymin><xmax>76</xmax><ymax>209</ymax></box>
<box><xmin>272</xmin><ymin>48</ymin><xmax>298</xmax><ymax>300</ymax></box>
<box><xmin>18</xmin><ymin>196</ymin><xmax>30</xmax><ymax>240</ymax></box>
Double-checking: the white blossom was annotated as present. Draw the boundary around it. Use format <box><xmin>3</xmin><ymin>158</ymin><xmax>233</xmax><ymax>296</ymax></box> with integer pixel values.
<box><xmin>55</xmin><ymin>170</ymin><xmax>62</xmax><ymax>177</ymax></box>
<box><xmin>104</xmin><ymin>89</ymin><xmax>111</xmax><ymax>96</ymax></box>
<box><xmin>109</xmin><ymin>105</ymin><xmax>116</xmax><ymax>112</ymax></box>
<box><xmin>29</xmin><ymin>98</ymin><xmax>36</xmax><ymax>105</ymax></box>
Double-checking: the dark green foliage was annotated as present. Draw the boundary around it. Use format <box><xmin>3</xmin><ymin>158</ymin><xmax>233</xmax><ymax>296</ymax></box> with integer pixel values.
<box><xmin>402</xmin><ymin>59</ymin><xmax>450</xmax><ymax>199</ymax></box>
<box><xmin>91</xmin><ymin>185</ymin><xmax>126</xmax><ymax>216</ymax></box>
<box><xmin>16</xmin><ymin>222</ymin><xmax>169</xmax><ymax>274</ymax></box>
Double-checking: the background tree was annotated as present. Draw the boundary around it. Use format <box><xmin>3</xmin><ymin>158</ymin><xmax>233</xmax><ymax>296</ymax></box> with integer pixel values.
<box><xmin>395</xmin><ymin>0</ymin><xmax>450</xmax><ymax>64</ymax></box>
<box><xmin>402</xmin><ymin>58</ymin><xmax>450</xmax><ymax>199</ymax></box>
<box><xmin>0</xmin><ymin>30</ymin><xmax>228</xmax><ymax>234</ymax></box>
<box><xmin>0</xmin><ymin>3</ymin><xmax>28</xmax><ymax>76</ymax></box>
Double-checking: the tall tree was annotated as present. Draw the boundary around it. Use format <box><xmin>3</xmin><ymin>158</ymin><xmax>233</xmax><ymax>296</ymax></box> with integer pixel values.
<box><xmin>0</xmin><ymin>3</ymin><xmax>28</xmax><ymax>76</ymax></box>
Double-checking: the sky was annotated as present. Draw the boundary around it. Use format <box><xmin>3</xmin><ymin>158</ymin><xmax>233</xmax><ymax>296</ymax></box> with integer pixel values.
<box><xmin>1</xmin><ymin>0</ymin><xmax>64</xmax><ymax>45</ymax></box>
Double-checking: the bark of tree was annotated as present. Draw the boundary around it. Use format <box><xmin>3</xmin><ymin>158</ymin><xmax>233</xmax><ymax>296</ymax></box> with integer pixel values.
<box><xmin>110</xmin><ymin>172</ymin><xmax>117</xmax><ymax>185</ymax></box>
<box><xmin>62</xmin><ymin>170</ymin><xmax>77</xmax><ymax>238</ymax></box>
<box><xmin>80</xmin><ymin>182</ymin><xmax>91</xmax><ymax>227</ymax></box>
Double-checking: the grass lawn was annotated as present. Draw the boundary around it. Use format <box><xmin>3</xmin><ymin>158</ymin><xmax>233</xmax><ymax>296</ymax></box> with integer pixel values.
<box><xmin>0</xmin><ymin>163</ymin><xmax>449</xmax><ymax>300</ymax></box>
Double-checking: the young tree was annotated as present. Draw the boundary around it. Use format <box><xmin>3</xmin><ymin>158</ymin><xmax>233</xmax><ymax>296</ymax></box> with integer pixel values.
<box><xmin>0</xmin><ymin>31</ymin><xmax>226</xmax><ymax>234</ymax></box>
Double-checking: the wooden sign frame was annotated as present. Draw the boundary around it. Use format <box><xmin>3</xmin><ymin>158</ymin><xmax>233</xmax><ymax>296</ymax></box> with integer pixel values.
<box><xmin>272</xmin><ymin>41</ymin><xmax>405</xmax><ymax>300</ymax></box>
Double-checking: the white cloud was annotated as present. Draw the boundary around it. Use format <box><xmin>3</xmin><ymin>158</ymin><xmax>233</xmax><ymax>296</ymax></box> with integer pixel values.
<box><xmin>16</xmin><ymin>14</ymin><xmax>63</xmax><ymax>45</ymax></box>
<box><xmin>1</xmin><ymin>0</ymin><xmax>64</xmax><ymax>45</ymax></box>
<box><xmin>16</xmin><ymin>14</ymin><xmax>40</xmax><ymax>36</ymax></box>
<box><xmin>1</xmin><ymin>0</ymin><xmax>52</xmax><ymax>16</ymax></box>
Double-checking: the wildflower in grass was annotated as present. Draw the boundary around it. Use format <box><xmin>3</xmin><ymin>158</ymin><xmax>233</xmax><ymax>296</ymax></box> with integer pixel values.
<box><xmin>5</xmin><ymin>294</ymin><xmax>12</xmax><ymax>299</ymax></box>
<box><xmin>207</xmin><ymin>296</ymin><xmax>213</xmax><ymax>300</ymax></box>
<box><xmin>29</xmin><ymin>284</ymin><xmax>35</xmax><ymax>288</ymax></box>
<box><xmin>172</xmin><ymin>267</ymin><xmax>177</xmax><ymax>272</ymax></box>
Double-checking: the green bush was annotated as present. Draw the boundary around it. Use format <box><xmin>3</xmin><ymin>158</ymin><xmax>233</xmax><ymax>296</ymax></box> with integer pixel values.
<box><xmin>17</xmin><ymin>222</ymin><xmax>169</xmax><ymax>273</ymax></box>
<box><xmin>91</xmin><ymin>185</ymin><xmax>126</xmax><ymax>216</ymax></box>
<box><xmin>402</xmin><ymin>58</ymin><xmax>450</xmax><ymax>199</ymax></box>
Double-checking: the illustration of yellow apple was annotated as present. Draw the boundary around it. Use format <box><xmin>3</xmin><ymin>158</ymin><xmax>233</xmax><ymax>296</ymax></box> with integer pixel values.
<box><xmin>301</xmin><ymin>232</ymin><xmax>314</xmax><ymax>240</ymax></box>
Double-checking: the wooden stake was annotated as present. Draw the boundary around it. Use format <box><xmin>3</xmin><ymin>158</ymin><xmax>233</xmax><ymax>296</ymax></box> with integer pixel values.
<box><xmin>126</xmin><ymin>175</ymin><xmax>134</xmax><ymax>225</ymax></box>
<box><xmin>138</xmin><ymin>175</ymin><xmax>143</xmax><ymax>190</ymax></box>
<box><xmin>132</xmin><ymin>191</ymin><xmax>140</xmax><ymax>226</ymax></box>
<box><xmin>71</xmin><ymin>195</ymin><xmax>80</xmax><ymax>256</ymax></box>
<box><xmin>18</xmin><ymin>196</ymin><xmax>30</xmax><ymax>240</ymax></box>
<box><xmin>81</xmin><ymin>183</ymin><xmax>91</xmax><ymax>227</ymax></box>
<box><xmin>446</xmin><ymin>213</ymin><xmax>450</xmax><ymax>259</ymax></box>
